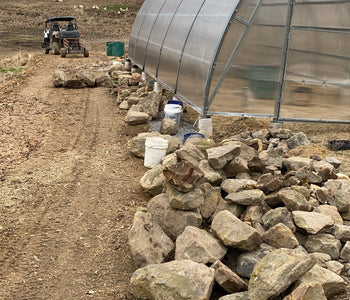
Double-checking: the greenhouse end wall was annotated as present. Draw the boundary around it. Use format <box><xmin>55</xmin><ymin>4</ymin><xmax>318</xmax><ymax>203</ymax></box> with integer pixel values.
<box><xmin>129</xmin><ymin>0</ymin><xmax>350</xmax><ymax>124</ymax></box>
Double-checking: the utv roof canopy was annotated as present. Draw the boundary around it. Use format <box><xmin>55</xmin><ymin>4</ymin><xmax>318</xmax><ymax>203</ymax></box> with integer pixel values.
<box><xmin>46</xmin><ymin>16</ymin><xmax>76</xmax><ymax>23</ymax></box>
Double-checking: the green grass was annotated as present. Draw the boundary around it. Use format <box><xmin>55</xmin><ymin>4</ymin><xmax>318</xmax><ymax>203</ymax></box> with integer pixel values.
<box><xmin>0</xmin><ymin>67</ymin><xmax>24</xmax><ymax>74</ymax></box>
<box><xmin>104</xmin><ymin>4</ymin><xmax>140</xmax><ymax>12</ymax></box>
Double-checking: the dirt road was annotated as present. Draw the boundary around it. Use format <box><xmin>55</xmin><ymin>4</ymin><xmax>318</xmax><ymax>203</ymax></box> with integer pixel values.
<box><xmin>0</xmin><ymin>53</ymin><xmax>149</xmax><ymax>299</ymax></box>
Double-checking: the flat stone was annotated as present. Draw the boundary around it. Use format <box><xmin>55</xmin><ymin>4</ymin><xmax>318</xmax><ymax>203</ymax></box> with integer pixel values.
<box><xmin>278</xmin><ymin>189</ymin><xmax>312</xmax><ymax>211</ymax></box>
<box><xmin>325</xmin><ymin>157</ymin><xmax>341</xmax><ymax>169</ymax></box>
<box><xmin>262</xmin><ymin>223</ymin><xmax>299</xmax><ymax>249</ymax></box>
<box><xmin>293</xmin><ymin>211</ymin><xmax>334</xmax><ymax>234</ymax></box>
<box><xmin>147</xmin><ymin>194</ymin><xmax>202</xmax><ymax>240</ymax></box>
<box><xmin>175</xmin><ymin>142</ymin><xmax>206</xmax><ymax>170</ymax></box>
<box><xmin>221</xmin><ymin>179</ymin><xmax>257</xmax><ymax>194</ymax></box>
<box><xmin>224</xmin><ymin>157</ymin><xmax>249</xmax><ymax>177</ymax></box>
<box><xmin>199</xmin><ymin>182</ymin><xmax>222</xmax><ymax>219</ymax></box>
<box><xmin>211</xmin><ymin>210</ymin><xmax>261</xmax><ymax>252</ymax></box>
<box><xmin>248</xmin><ymin>249</ymin><xmax>315</xmax><ymax>300</ymax></box>
<box><xmin>212</xmin><ymin>201</ymin><xmax>244</xmax><ymax>221</ymax></box>
<box><xmin>128</xmin><ymin>210</ymin><xmax>174</xmax><ymax>268</ymax></box>
<box><xmin>309</xmin><ymin>252</ymin><xmax>331</xmax><ymax>268</ymax></box>
<box><xmin>225</xmin><ymin>189</ymin><xmax>265</xmax><ymax>206</ymax></box>
<box><xmin>314</xmin><ymin>205</ymin><xmax>343</xmax><ymax>225</ymax></box>
<box><xmin>207</xmin><ymin>142</ymin><xmax>241</xmax><ymax>169</ymax></box>
<box><xmin>325</xmin><ymin>260</ymin><xmax>344</xmax><ymax>275</ymax></box>
<box><xmin>165</xmin><ymin>183</ymin><xmax>203</xmax><ymax>210</ymax></box>
<box><xmin>130</xmin><ymin>260</ymin><xmax>215</xmax><ymax>300</ymax></box>
<box><xmin>256</xmin><ymin>173</ymin><xmax>283</xmax><ymax>193</ymax></box>
<box><xmin>340</xmin><ymin>241</ymin><xmax>350</xmax><ymax>262</ymax></box>
<box><xmin>262</xmin><ymin>207</ymin><xmax>296</xmax><ymax>232</ymax></box>
<box><xmin>333</xmin><ymin>224</ymin><xmax>350</xmax><ymax>242</ymax></box>
<box><xmin>175</xmin><ymin>226</ymin><xmax>227</xmax><ymax>264</ymax></box>
<box><xmin>283</xmin><ymin>283</ymin><xmax>327</xmax><ymax>300</ymax></box>
<box><xmin>331</xmin><ymin>189</ymin><xmax>350</xmax><ymax>212</ymax></box>
<box><xmin>282</xmin><ymin>157</ymin><xmax>312</xmax><ymax>171</ymax></box>
<box><xmin>125</xmin><ymin>110</ymin><xmax>151</xmax><ymax>125</ymax></box>
<box><xmin>198</xmin><ymin>160</ymin><xmax>226</xmax><ymax>185</ymax></box>
<box><xmin>296</xmin><ymin>264</ymin><xmax>346</xmax><ymax>297</ymax></box>
<box><xmin>211</xmin><ymin>260</ymin><xmax>248</xmax><ymax>293</ymax></box>
<box><xmin>305</xmin><ymin>233</ymin><xmax>341</xmax><ymax>259</ymax></box>
<box><xmin>139</xmin><ymin>165</ymin><xmax>165</xmax><ymax>196</ymax></box>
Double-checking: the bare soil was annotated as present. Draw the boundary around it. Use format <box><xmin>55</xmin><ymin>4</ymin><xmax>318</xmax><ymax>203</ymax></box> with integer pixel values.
<box><xmin>1</xmin><ymin>1</ymin><xmax>350</xmax><ymax>300</ymax></box>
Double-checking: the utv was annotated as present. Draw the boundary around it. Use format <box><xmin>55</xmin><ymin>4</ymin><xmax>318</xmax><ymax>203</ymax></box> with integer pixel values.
<box><xmin>41</xmin><ymin>16</ymin><xmax>89</xmax><ymax>57</ymax></box>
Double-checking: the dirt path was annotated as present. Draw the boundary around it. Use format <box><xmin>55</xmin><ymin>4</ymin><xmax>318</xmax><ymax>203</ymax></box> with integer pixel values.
<box><xmin>0</xmin><ymin>53</ymin><xmax>149</xmax><ymax>299</ymax></box>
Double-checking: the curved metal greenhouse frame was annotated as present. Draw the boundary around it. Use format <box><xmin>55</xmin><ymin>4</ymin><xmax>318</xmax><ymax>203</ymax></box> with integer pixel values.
<box><xmin>129</xmin><ymin>0</ymin><xmax>350</xmax><ymax>123</ymax></box>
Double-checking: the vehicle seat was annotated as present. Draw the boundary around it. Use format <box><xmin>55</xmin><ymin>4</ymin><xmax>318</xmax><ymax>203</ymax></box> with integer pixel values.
<box><xmin>52</xmin><ymin>23</ymin><xmax>60</xmax><ymax>31</ymax></box>
<box><xmin>67</xmin><ymin>23</ymin><xmax>74</xmax><ymax>31</ymax></box>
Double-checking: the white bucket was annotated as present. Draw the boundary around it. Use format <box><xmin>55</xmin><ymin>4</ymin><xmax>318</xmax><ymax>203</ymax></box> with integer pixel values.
<box><xmin>164</xmin><ymin>104</ymin><xmax>182</xmax><ymax>125</ymax></box>
<box><xmin>144</xmin><ymin>137</ymin><xmax>168</xmax><ymax>168</ymax></box>
<box><xmin>198</xmin><ymin>118</ymin><xmax>213</xmax><ymax>138</ymax></box>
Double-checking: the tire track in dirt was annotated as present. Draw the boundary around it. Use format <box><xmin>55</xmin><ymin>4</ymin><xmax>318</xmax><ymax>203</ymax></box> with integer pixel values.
<box><xmin>0</xmin><ymin>54</ymin><xmax>149</xmax><ymax>299</ymax></box>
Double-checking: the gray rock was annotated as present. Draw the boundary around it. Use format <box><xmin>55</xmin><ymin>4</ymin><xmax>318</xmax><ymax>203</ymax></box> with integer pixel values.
<box><xmin>262</xmin><ymin>223</ymin><xmax>299</xmax><ymax>249</ymax></box>
<box><xmin>314</xmin><ymin>205</ymin><xmax>343</xmax><ymax>225</ymax></box>
<box><xmin>147</xmin><ymin>194</ymin><xmax>202</xmax><ymax>240</ymax></box>
<box><xmin>128</xmin><ymin>211</ymin><xmax>174</xmax><ymax>268</ymax></box>
<box><xmin>264</xmin><ymin>192</ymin><xmax>282</xmax><ymax>207</ymax></box>
<box><xmin>278</xmin><ymin>189</ymin><xmax>312</xmax><ymax>212</ymax></box>
<box><xmin>331</xmin><ymin>189</ymin><xmax>350</xmax><ymax>212</ymax></box>
<box><xmin>127</xmin><ymin>96</ymin><xmax>141</xmax><ymax>106</ymax></box>
<box><xmin>315</xmin><ymin>187</ymin><xmax>334</xmax><ymax>205</ymax></box>
<box><xmin>224</xmin><ymin>157</ymin><xmax>249</xmax><ymax>177</ymax></box>
<box><xmin>258</xmin><ymin>150</ymin><xmax>283</xmax><ymax>168</ymax></box>
<box><xmin>199</xmin><ymin>182</ymin><xmax>222</xmax><ymax>219</ymax></box>
<box><xmin>325</xmin><ymin>157</ymin><xmax>341</xmax><ymax>169</ymax></box>
<box><xmin>282</xmin><ymin>157</ymin><xmax>312</xmax><ymax>171</ymax></box>
<box><xmin>212</xmin><ymin>201</ymin><xmax>244</xmax><ymax>221</ymax></box>
<box><xmin>124</xmin><ymin>123</ymin><xmax>150</xmax><ymax>136</ymax></box>
<box><xmin>325</xmin><ymin>260</ymin><xmax>344</xmax><ymax>275</ymax></box>
<box><xmin>256</xmin><ymin>173</ymin><xmax>283</xmax><ymax>193</ymax></box>
<box><xmin>119</xmin><ymin>100</ymin><xmax>130</xmax><ymax>110</ymax></box>
<box><xmin>198</xmin><ymin>160</ymin><xmax>226</xmax><ymax>185</ymax></box>
<box><xmin>333</xmin><ymin>224</ymin><xmax>350</xmax><ymax>241</ymax></box>
<box><xmin>293</xmin><ymin>211</ymin><xmax>334</xmax><ymax>234</ymax></box>
<box><xmin>211</xmin><ymin>260</ymin><xmax>248</xmax><ymax>293</ymax></box>
<box><xmin>139</xmin><ymin>165</ymin><xmax>165</xmax><ymax>196</ymax></box>
<box><xmin>219</xmin><ymin>292</ymin><xmax>250</xmax><ymax>300</ymax></box>
<box><xmin>129</xmin><ymin>131</ymin><xmax>180</xmax><ymax>158</ymax></box>
<box><xmin>262</xmin><ymin>207</ymin><xmax>296</xmax><ymax>232</ymax></box>
<box><xmin>340</xmin><ymin>241</ymin><xmax>350</xmax><ymax>262</ymax></box>
<box><xmin>211</xmin><ymin>210</ymin><xmax>261</xmax><ymax>252</ymax></box>
<box><xmin>76</xmin><ymin>71</ymin><xmax>96</xmax><ymax>87</ymax></box>
<box><xmin>129</xmin><ymin>91</ymin><xmax>161</xmax><ymax>119</ymax></box>
<box><xmin>283</xmin><ymin>283</ymin><xmax>327</xmax><ymax>300</ymax></box>
<box><xmin>166</xmin><ymin>183</ymin><xmax>204</xmax><ymax>210</ymax></box>
<box><xmin>324</xmin><ymin>179</ymin><xmax>350</xmax><ymax>193</ymax></box>
<box><xmin>225</xmin><ymin>190</ymin><xmax>265</xmax><ymax>206</ymax></box>
<box><xmin>207</xmin><ymin>142</ymin><xmax>241</xmax><ymax>169</ymax></box>
<box><xmin>241</xmin><ymin>205</ymin><xmax>264</xmax><ymax>224</ymax></box>
<box><xmin>175</xmin><ymin>142</ymin><xmax>206</xmax><ymax>170</ymax></box>
<box><xmin>307</xmin><ymin>170</ymin><xmax>323</xmax><ymax>184</ymax></box>
<box><xmin>125</xmin><ymin>110</ymin><xmax>151</xmax><ymax>125</ymax></box>
<box><xmin>296</xmin><ymin>264</ymin><xmax>346</xmax><ymax>297</ymax></box>
<box><xmin>311</xmin><ymin>160</ymin><xmax>334</xmax><ymax>173</ymax></box>
<box><xmin>175</xmin><ymin>226</ymin><xmax>227</xmax><ymax>264</ymax></box>
<box><xmin>248</xmin><ymin>249</ymin><xmax>315</xmax><ymax>300</ymax></box>
<box><xmin>52</xmin><ymin>70</ymin><xmax>68</xmax><ymax>87</ymax></box>
<box><xmin>160</xmin><ymin>118</ymin><xmax>178</xmax><ymax>135</ymax></box>
<box><xmin>221</xmin><ymin>179</ymin><xmax>257</xmax><ymax>194</ymax></box>
<box><xmin>130</xmin><ymin>260</ymin><xmax>215</xmax><ymax>300</ymax></box>
<box><xmin>309</xmin><ymin>252</ymin><xmax>331</xmax><ymax>267</ymax></box>
<box><xmin>287</xmin><ymin>132</ymin><xmax>311</xmax><ymax>149</ymax></box>
<box><xmin>305</xmin><ymin>234</ymin><xmax>341</xmax><ymax>259</ymax></box>
<box><xmin>236</xmin><ymin>245</ymin><xmax>275</xmax><ymax>278</ymax></box>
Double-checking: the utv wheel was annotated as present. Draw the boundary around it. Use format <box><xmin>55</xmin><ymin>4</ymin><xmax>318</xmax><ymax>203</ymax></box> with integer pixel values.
<box><xmin>61</xmin><ymin>48</ymin><xmax>67</xmax><ymax>58</ymax></box>
<box><xmin>42</xmin><ymin>48</ymin><xmax>50</xmax><ymax>54</ymax></box>
<box><xmin>83</xmin><ymin>48</ymin><xmax>89</xmax><ymax>57</ymax></box>
<box><xmin>52</xmin><ymin>42</ymin><xmax>60</xmax><ymax>55</ymax></box>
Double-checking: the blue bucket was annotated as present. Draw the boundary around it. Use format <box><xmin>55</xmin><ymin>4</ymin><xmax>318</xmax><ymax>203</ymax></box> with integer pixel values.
<box><xmin>183</xmin><ymin>132</ymin><xmax>205</xmax><ymax>143</ymax></box>
<box><xmin>167</xmin><ymin>100</ymin><xmax>183</xmax><ymax>107</ymax></box>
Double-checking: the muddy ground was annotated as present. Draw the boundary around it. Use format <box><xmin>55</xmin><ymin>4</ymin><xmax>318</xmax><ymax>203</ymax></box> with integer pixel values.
<box><xmin>1</xmin><ymin>0</ymin><xmax>350</xmax><ymax>299</ymax></box>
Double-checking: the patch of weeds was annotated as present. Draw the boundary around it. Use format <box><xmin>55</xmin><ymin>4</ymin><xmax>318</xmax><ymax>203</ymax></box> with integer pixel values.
<box><xmin>104</xmin><ymin>4</ymin><xmax>140</xmax><ymax>12</ymax></box>
<box><xmin>0</xmin><ymin>67</ymin><xmax>24</xmax><ymax>74</ymax></box>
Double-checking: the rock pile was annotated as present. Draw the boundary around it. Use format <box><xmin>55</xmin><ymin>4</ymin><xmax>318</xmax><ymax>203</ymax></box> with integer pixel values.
<box><xmin>129</xmin><ymin>126</ymin><xmax>350</xmax><ymax>300</ymax></box>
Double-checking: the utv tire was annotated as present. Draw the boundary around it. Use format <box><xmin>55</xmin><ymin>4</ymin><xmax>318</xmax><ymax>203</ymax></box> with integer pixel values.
<box><xmin>42</xmin><ymin>48</ymin><xmax>50</xmax><ymax>54</ymax></box>
<box><xmin>61</xmin><ymin>48</ymin><xmax>67</xmax><ymax>58</ymax></box>
<box><xmin>52</xmin><ymin>42</ymin><xmax>60</xmax><ymax>55</ymax></box>
<box><xmin>83</xmin><ymin>48</ymin><xmax>89</xmax><ymax>57</ymax></box>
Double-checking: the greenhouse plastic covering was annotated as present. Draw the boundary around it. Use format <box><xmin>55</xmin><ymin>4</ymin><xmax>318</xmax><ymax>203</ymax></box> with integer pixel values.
<box><xmin>129</xmin><ymin>0</ymin><xmax>350</xmax><ymax>123</ymax></box>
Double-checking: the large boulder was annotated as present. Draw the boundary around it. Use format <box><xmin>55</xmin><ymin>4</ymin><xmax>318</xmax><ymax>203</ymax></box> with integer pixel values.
<box><xmin>147</xmin><ymin>194</ymin><xmax>202</xmax><ymax>240</ymax></box>
<box><xmin>175</xmin><ymin>226</ymin><xmax>227</xmax><ymax>264</ymax></box>
<box><xmin>296</xmin><ymin>264</ymin><xmax>347</xmax><ymax>297</ymax></box>
<box><xmin>128</xmin><ymin>210</ymin><xmax>174</xmax><ymax>268</ymax></box>
<box><xmin>211</xmin><ymin>210</ymin><xmax>261</xmax><ymax>252</ymax></box>
<box><xmin>248</xmin><ymin>249</ymin><xmax>315</xmax><ymax>300</ymax></box>
<box><xmin>130</xmin><ymin>260</ymin><xmax>215</xmax><ymax>300</ymax></box>
<box><xmin>292</xmin><ymin>211</ymin><xmax>334</xmax><ymax>234</ymax></box>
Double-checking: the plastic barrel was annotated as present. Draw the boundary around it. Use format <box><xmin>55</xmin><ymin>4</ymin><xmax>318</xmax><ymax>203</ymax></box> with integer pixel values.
<box><xmin>106</xmin><ymin>42</ymin><xmax>125</xmax><ymax>57</ymax></box>
<box><xmin>144</xmin><ymin>137</ymin><xmax>168</xmax><ymax>168</ymax></box>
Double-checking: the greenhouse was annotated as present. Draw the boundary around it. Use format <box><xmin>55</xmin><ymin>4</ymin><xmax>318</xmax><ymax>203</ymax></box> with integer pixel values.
<box><xmin>129</xmin><ymin>0</ymin><xmax>350</xmax><ymax>123</ymax></box>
